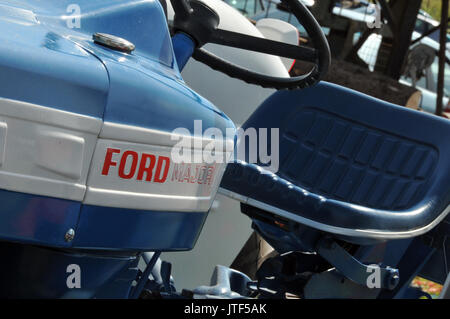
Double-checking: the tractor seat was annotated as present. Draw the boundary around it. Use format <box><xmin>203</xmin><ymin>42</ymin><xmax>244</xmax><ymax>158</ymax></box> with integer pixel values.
<box><xmin>219</xmin><ymin>82</ymin><xmax>450</xmax><ymax>241</ymax></box>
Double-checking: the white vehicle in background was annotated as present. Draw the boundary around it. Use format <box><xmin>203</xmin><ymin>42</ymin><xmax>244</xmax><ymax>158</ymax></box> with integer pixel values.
<box><xmin>332</xmin><ymin>1</ymin><xmax>449</xmax><ymax>40</ymax></box>
<box><xmin>163</xmin><ymin>0</ymin><xmax>298</xmax><ymax>289</ymax></box>
<box><xmin>332</xmin><ymin>0</ymin><xmax>379</xmax><ymax>25</ymax></box>
<box><xmin>329</xmin><ymin>1</ymin><xmax>449</xmax><ymax>114</ymax></box>
<box><xmin>357</xmin><ymin>31</ymin><xmax>450</xmax><ymax>114</ymax></box>
<box><xmin>415</xmin><ymin>10</ymin><xmax>450</xmax><ymax>45</ymax></box>
<box><xmin>222</xmin><ymin>0</ymin><xmax>314</xmax><ymax>17</ymax></box>
<box><xmin>244</xmin><ymin>0</ymin><xmax>330</xmax><ymax>37</ymax></box>
<box><xmin>231</xmin><ymin>0</ymin><xmax>449</xmax><ymax>115</ymax></box>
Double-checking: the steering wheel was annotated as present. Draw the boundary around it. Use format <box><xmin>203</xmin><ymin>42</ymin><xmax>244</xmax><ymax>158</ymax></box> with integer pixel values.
<box><xmin>170</xmin><ymin>0</ymin><xmax>330</xmax><ymax>90</ymax></box>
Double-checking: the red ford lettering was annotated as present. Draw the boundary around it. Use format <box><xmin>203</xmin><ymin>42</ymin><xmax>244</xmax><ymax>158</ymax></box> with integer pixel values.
<box><xmin>102</xmin><ymin>148</ymin><xmax>121</xmax><ymax>175</ymax></box>
<box><xmin>137</xmin><ymin>153</ymin><xmax>156</xmax><ymax>181</ymax></box>
<box><xmin>102</xmin><ymin>148</ymin><xmax>170</xmax><ymax>183</ymax></box>
<box><xmin>118</xmin><ymin>150</ymin><xmax>138</xmax><ymax>179</ymax></box>
<box><xmin>154</xmin><ymin>156</ymin><xmax>170</xmax><ymax>183</ymax></box>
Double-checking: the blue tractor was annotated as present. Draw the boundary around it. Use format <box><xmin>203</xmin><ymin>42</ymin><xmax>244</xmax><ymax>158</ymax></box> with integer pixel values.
<box><xmin>0</xmin><ymin>0</ymin><xmax>448</xmax><ymax>298</ymax></box>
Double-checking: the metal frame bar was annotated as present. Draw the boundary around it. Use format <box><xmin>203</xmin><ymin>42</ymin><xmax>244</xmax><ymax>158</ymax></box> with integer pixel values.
<box><xmin>130</xmin><ymin>251</ymin><xmax>161</xmax><ymax>299</ymax></box>
<box><xmin>411</xmin><ymin>17</ymin><xmax>450</xmax><ymax>45</ymax></box>
<box><xmin>436</xmin><ymin>0</ymin><xmax>449</xmax><ymax>116</ymax></box>
<box><xmin>377</xmin><ymin>0</ymin><xmax>398</xmax><ymax>34</ymax></box>
<box><xmin>316</xmin><ymin>237</ymin><xmax>400</xmax><ymax>290</ymax></box>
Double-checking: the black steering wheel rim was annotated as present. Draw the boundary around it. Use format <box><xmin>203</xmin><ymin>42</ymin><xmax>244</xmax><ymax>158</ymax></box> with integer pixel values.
<box><xmin>171</xmin><ymin>0</ymin><xmax>331</xmax><ymax>90</ymax></box>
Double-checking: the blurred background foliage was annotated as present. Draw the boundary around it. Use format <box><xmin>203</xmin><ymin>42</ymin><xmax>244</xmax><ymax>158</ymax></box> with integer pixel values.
<box><xmin>420</xmin><ymin>0</ymin><xmax>450</xmax><ymax>23</ymax></box>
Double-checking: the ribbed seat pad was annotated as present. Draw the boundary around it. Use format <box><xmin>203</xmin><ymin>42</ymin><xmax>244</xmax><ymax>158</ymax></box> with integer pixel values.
<box><xmin>220</xmin><ymin>82</ymin><xmax>450</xmax><ymax>239</ymax></box>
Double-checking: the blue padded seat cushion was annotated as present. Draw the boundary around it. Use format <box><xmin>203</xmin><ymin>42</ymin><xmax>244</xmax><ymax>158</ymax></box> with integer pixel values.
<box><xmin>220</xmin><ymin>82</ymin><xmax>450</xmax><ymax>239</ymax></box>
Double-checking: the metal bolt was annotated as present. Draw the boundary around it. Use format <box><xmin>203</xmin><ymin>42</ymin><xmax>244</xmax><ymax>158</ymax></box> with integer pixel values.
<box><xmin>386</xmin><ymin>270</ymin><xmax>400</xmax><ymax>290</ymax></box>
<box><xmin>390</xmin><ymin>273</ymin><xmax>399</xmax><ymax>286</ymax></box>
<box><xmin>93</xmin><ymin>33</ymin><xmax>135</xmax><ymax>53</ymax></box>
<box><xmin>65</xmin><ymin>228</ymin><xmax>75</xmax><ymax>242</ymax></box>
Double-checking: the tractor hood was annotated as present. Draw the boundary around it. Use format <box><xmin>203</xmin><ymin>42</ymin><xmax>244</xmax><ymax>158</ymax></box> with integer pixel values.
<box><xmin>0</xmin><ymin>0</ymin><xmax>232</xmax><ymax>132</ymax></box>
<box><xmin>0</xmin><ymin>0</ymin><xmax>235</xmax><ymax>251</ymax></box>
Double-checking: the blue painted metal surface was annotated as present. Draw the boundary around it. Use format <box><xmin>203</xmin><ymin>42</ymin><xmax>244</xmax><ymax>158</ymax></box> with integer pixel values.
<box><xmin>30</xmin><ymin>0</ymin><xmax>177</xmax><ymax>69</ymax></box>
<box><xmin>89</xmin><ymin>52</ymin><xmax>232</xmax><ymax>135</ymax></box>
<box><xmin>172</xmin><ymin>33</ymin><xmax>196</xmax><ymax>72</ymax></box>
<box><xmin>73</xmin><ymin>205</ymin><xmax>208</xmax><ymax>251</ymax></box>
<box><xmin>0</xmin><ymin>0</ymin><xmax>233</xmax><ymax>251</ymax></box>
<box><xmin>54</xmin><ymin>0</ymin><xmax>233</xmax><ymax>135</ymax></box>
<box><xmin>0</xmin><ymin>189</ymin><xmax>81</xmax><ymax>248</ymax></box>
<box><xmin>0</xmin><ymin>187</ymin><xmax>208</xmax><ymax>251</ymax></box>
<box><xmin>0</xmin><ymin>2</ymin><xmax>108</xmax><ymax>118</ymax></box>
<box><xmin>0</xmin><ymin>0</ymin><xmax>234</xmax><ymax>134</ymax></box>
<box><xmin>0</xmin><ymin>0</ymin><xmax>216</xmax><ymax>292</ymax></box>
<box><xmin>0</xmin><ymin>241</ymin><xmax>139</xmax><ymax>298</ymax></box>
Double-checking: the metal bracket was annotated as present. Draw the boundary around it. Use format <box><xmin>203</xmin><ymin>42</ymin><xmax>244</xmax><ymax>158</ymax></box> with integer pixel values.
<box><xmin>440</xmin><ymin>272</ymin><xmax>450</xmax><ymax>299</ymax></box>
<box><xmin>316</xmin><ymin>237</ymin><xmax>399</xmax><ymax>290</ymax></box>
<box><xmin>192</xmin><ymin>265</ymin><xmax>253</xmax><ymax>299</ymax></box>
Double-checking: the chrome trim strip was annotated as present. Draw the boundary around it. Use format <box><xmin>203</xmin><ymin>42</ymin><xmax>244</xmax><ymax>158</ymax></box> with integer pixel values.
<box><xmin>218</xmin><ymin>188</ymin><xmax>450</xmax><ymax>239</ymax></box>
<box><xmin>83</xmin><ymin>187</ymin><xmax>212</xmax><ymax>212</ymax></box>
